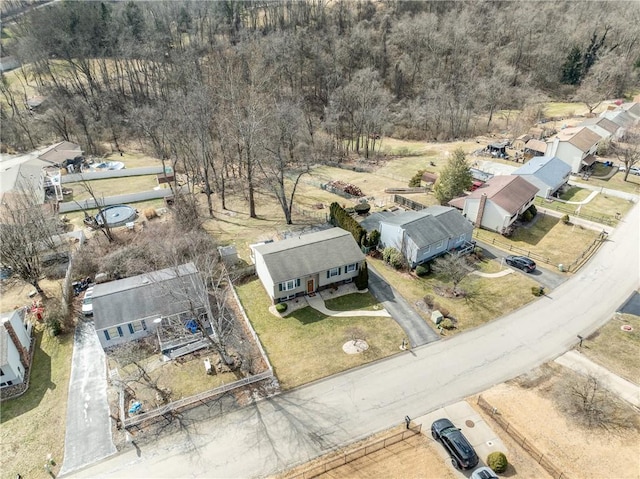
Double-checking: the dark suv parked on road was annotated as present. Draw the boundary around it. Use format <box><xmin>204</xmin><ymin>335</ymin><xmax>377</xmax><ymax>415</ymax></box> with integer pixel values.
<box><xmin>505</xmin><ymin>255</ymin><xmax>536</xmax><ymax>273</ymax></box>
<box><xmin>431</xmin><ymin>418</ymin><xmax>479</xmax><ymax>470</ymax></box>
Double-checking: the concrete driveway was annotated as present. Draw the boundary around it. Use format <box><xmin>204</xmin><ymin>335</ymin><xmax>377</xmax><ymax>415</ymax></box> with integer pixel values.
<box><xmin>368</xmin><ymin>265</ymin><xmax>441</xmax><ymax>347</ymax></box>
<box><xmin>59</xmin><ymin>320</ymin><xmax>116</xmax><ymax>476</ymax></box>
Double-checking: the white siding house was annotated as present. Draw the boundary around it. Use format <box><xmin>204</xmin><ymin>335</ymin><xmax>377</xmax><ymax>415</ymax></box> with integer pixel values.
<box><xmin>251</xmin><ymin>228</ymin><xmax>365</xmax><ymax>303</ymax></box>
<box><xmin>449</xmin><ymin>176</ymin><xmax>538</xmax><ymax>234</ymax></box>
<box><xmin>545</xmin><ymin>127</ymin><xmax>601</xmax><ymax>174</ymax></box>
<box><xmin>512</xmin><ymin>156</ymin><xmax>572</xmax><ymax>198</ymax></box>
<box><xmin>0</xmin><ymin>309</ymin><xmax>32</xmax><ymax>388</ymax></box>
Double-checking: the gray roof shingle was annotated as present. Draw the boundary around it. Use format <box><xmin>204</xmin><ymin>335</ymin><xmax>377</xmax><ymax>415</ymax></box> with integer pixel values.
<box><xmin>380</xmin><ymin>207</ymin><xmax>473</xmax><ymax>249</ymax></box>
<box><xmin>91</xmin><ymin>263</ymin><xmax>205</xmax><ymax>330</ymax></box>
<box><xmin>253</xmin><ymin>228</ymin><xmax>364</xmax><ymax>283</ymax></box>
<box><xmin>512</xmin><ymin>156</ymin><xmax>572</xmax><ymax>188</ymax></box>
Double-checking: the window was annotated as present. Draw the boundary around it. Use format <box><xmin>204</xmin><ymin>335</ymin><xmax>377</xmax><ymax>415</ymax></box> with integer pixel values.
<box><xmin>345</xmin><ymin>263</ymin><xmax>358</xmax><ymax>273</ymax></box>
<box><xmin>128</xmin><ymin>320</ymin><xmax>147</xmax><ymax>334</ymax></box>
<box><xmin>104</xmin><ymin>326</ymin><xmax>123</xmax><ymax>341</ymax></box>
<box><xmin>279</xmin><ymin>278</ymin><xmax>301</xmax><ymax>292</ymax></box>
<box><xmin>0</xmin><ymin>368</ymin><xmax>4</xmax><ymax>377</ymax></box>
<box><xmin>435</xmin><ymin>240</ymin><xmax>444</xmax><ymax>249</ymax></box>
<box><xmin>327</xmin><ymin>267</ymin><xmax>341</xmax><ymax>278</ymax></box>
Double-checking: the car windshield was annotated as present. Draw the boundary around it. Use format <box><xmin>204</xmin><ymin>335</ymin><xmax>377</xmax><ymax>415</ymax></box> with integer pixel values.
<box><xmin>83</xmin><ymin>297</ymin><xmax>92</xmax><ymax>305</ymax></box>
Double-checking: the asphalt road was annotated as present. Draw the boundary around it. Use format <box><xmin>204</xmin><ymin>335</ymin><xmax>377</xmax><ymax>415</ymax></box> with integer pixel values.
<box><xmin>367</xmin><ymin>265</ymin><xmax>441</xmax><ymax>347</ymax></box>
<box><xmin>69</xmin><ymin>201</ymin><xmax>639</xmax><ymax>479</ymax></box>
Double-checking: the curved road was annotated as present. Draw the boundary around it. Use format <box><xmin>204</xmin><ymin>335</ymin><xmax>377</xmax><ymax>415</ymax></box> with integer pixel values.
<box><xmin>70</xmin><ymin>202</ymin><xmax>639</xmax><ymax>479</ymax></box>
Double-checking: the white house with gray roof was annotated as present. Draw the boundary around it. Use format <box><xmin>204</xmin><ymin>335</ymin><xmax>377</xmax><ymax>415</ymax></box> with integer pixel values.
<box><xmin>91</xmin><ymin>263</ymin><xmax>209</xmax><ymax>349</ymax></box>
<box><xmin>1</xmin><ymin>308</ymin><xmax>32</xmax><ymax>389</ymax></box>
<box><xmin>251</xmin><ymin>228</ymin><xmax>365</xmax><ymax>303</ymax></box>
<box><xmin>365</xmin><ymin>206</ymin><xmax>474</xmax><ymax>268</ymax></box>
<box><xmin>512</xmin><ymin>156</ymin><xmax>571</xmax><ymax>198</ymax></box>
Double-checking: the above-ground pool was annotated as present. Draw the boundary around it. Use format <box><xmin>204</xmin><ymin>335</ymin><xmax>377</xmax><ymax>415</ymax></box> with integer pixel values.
<box><xmin>90</xmin><ymin>161</ymin><xmax>125</xmax><ymax>171</ymax></box>
<box><xmin>95</xmin><ymin>204</ymin><xmax>137</xmax><ymax>228</ymax></box>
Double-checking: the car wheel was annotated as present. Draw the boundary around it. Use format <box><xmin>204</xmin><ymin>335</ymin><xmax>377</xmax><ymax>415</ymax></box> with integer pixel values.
<box><xmin>451</xmin><ymin>458</ymin><xmax>461</xmax><ymax>469</ymax></box>
<box><xmin>431</xmin><ymin>430</ymin><xmax>439</xmax><ymax>440</ymax></box>
<box><xmin>505</xmin><ymin>259</ymin><xmax>512</xmax><ymax>266</ymax></box>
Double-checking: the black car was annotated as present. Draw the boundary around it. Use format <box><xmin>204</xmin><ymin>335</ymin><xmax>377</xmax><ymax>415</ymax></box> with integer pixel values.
<box><xmin>505</xmin><ymin>255</ymin><xmax>536</xmax><ymax>272</ymax></box>
<box><xmin>431</xmin><ymin>418</ymin><xmax>479</xmax><ymax>470</ymax></box>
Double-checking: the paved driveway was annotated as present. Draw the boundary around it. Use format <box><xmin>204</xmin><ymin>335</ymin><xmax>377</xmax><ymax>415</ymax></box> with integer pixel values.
<box><xmin>59</xmin><ymin>320</ymin><xmax>116</xmax><ymax>476</ymax></box>
<box><xmin>368</xmin><ymin>265</ymin><xmax>441</xmax><ymax>347</ymax></box>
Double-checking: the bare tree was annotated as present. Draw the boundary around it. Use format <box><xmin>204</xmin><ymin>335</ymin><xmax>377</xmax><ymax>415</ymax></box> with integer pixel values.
<box><xmin>0</xmin><ymin>177</ymin><xmax>60</xmax><ymax>296</ymax></box>
<box><xmin>431</xmin><ymin>252</ymin><xmax>470</xmax><ymax>296</ymax></box>
<box><xmin>613</xmin><ymin>126</ymin><xmax>640</xmax><ymax>182</ymax></box>
<box><xmin>73</xmin><ymin>178</ymin><xmax>115</xmax><ymax>242</ymax></box>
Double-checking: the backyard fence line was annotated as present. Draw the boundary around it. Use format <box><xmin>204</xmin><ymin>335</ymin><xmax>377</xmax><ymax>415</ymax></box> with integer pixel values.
<box><xmin>285</xmin><ymin>423</ymin><xmax>422</xmax><ymax>479</ymax></box>
<box><xmin>473</xmin><ymin>230</ymin><xmax>553</xmax><ymax>265</ymax></box>
<box><xmin>535</xmin><ymin>198</ymin><xmax>615</xmax><ymax>226</ymax></box>
<box><xmin>564</xmin><ymin>230</ymin><xmax>608</xmax><ymax>273</ymax></box>
<box><xmin>122</xmin><ymin>370</ymin><xmax>273</xmax><ymax>430</ymax></box>
<box><xmin>292</xmin><ymin>204</ymin><xmax>329</xmax><ymax>222</ymax></box>
<box><xmin>61</xmin><ymin>166</ymin><xmax>165</xmax><ymax>183</ymax></box>
<box><xmin>393</xmin><ymin>194</ymin><xmax>427</xmax><ymax>211</ymax></box>
<box><xmin>476</xmin><ymin>395</ymin><xmax>568</xmax><ymax>479</ymax></box>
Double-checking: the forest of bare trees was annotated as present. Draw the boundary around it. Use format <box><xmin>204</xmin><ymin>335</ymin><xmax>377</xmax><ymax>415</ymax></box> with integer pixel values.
<box><xmin>1</xmin><ymin>0</ymin><xmax>639</xmax><ymax>222</ymax></box>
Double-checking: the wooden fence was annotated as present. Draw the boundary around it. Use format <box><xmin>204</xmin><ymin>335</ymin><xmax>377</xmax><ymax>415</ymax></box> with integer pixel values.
<box><xmin>473</xmin><ymin>230</ymin><xmax>553</xmax><ymax>265</ymax></box>
<box><xmin>393</xmin><ymin>194</ymin><xmax>427</xmax><ymax>211</ymax></box>
<box><xmin>477</xmin><ymin>395</ymin><xmax>568</xmax><ymax>479</ymax></box>
<box><xmin>286</xmin><ymin>423</ymin><xmax>422</xmax><ymax>479</ymax></box>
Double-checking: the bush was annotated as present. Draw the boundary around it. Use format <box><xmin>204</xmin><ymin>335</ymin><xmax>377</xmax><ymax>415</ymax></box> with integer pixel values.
<box><xmin>275</xmin><ymin>303</ymin><xmax>288</xmax><ymax>313</ymax></box>
<box><xmin>432</xmin><ymin>303</ymin><xmax>450</xmax><ymax>317</ymax></box>
<box><xmin>408</xmin><ymin>169</ymin><xmax>425</xmax><ymax>187</ymax></box>
<box><xmin>440</xmin><ymin>318</ymin><xmax>455</xmax><ymax>330</ymax></box>
<box><xmin>143</xmin><ymin>208</ymin><xmax>158</xmax><ymax>220</ymax></box>
<box><xmin>487</xmin><ymin>451</ymin><xmax>508</xmax><ymax>473</ymax></box>
<box><xmin>415</xmin><ymin>264</ymin><xmax>430</xmax><ymax>276</ymax></box>
<box><xmin>355</xmin><ymin>261</ymin><xmax>369</xmax><ymax>290</ymax></box>
<box><xmin>521</xmin><ymin>209</ymin><xmax>533</xmax><ymax>222</ymax></box>
<box><xmin>561</xmin><ymin>214</ymin><xmax>570</xmax><ymax>224</ymax></box>
<box><xmin>423</xmin><ymin>294</ymin><xmax>434</xmax><ymax>308</ymax></box>
<box><xmin>531</xmin><ymin>286</ymin><xmax>544</xmax><ymax>296</ymax></box>
<box><xmin>354</xmin><ymin>202</ymin><xmax>371</xmax><ymax>215</ymax></box>
<box><xmin>382</xmin><ymin>247</ymin><xmax>406</xmax><ymax>269</ymax></box>
<box><xmin>527</xmin><ymin>204</ymin><xmax>537</xmax><ymax>217</ymax></box>
<box><xmin>367</xmin><ymin>229</ymin><xmax>380</xmax><ymax>247</ymax></box>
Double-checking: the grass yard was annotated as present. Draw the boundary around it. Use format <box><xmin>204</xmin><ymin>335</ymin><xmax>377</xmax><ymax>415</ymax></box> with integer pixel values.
<box><xmin>324</xmin><ymin>293</ymin><xmax>380</xmax><ymax>312</ymax></box>
<box><xmin>62</xmin><ymin>198</ymin><xmax>167</xmax><ymax>231</ymax></box>
<box><xmin>580</xmin><ymin>312</ymin><xmax>640</xmax><ymax>383</ymax></box>
<box><xmin>0</xmin><ymin>326</ymin><xmax>73</xmax><ymax>479</ymax></box>
<box><xmin>65</xmin><ymin>175</ymin><xmax>165</xmax><ymax>202</ymax></box>
<box><xmin>559</xmin><ymin>186</ymin><xmax>591</xmax><ymax>202</ymax></box>
<box><xmin>104</xmin><ymin>151</ymin><xmax>163</xmax><ymax>168</ymax></box>
<box><xmin>474</xmin><ymin>215</ymin><xmax>599</xmax><ymax>266</ymax></box>
<box><xmin>537</xmin><ymin>192</ymin><xmax>634</xmax><ymax>226</ymax></box>
<box><xmin>575</xmin><ymin>164</ymin><xmax>640</xmax><ymax>195</ymax></box>
<box><xmin>543</xmin><ymin>102</ymin><xmax>589</xmax><ymax>118</ymax></box>
<box><xmin>368</xmin><ymin>257</ymin><xmax>539</xmax><ymax>332</ymax></box>
<box><xmin>235</xmin><ymin>279</ymin><xmax>405</xmax><ymax>390</ymax></box>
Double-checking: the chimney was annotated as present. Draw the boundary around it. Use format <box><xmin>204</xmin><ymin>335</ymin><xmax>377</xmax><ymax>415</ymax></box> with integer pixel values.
<box><xmin>475</xmin><ymin>193</ymin><xmax>487</xmax><ymax>227</ymax></box>
<box><xmin>4</xmin><ymin>320</ymin><xmax>30</xmax><ymax>368</ymax></box>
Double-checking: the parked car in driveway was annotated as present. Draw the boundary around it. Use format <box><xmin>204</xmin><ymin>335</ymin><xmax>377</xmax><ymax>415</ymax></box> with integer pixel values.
<box><xmin>471</xmin><ymin>466</ymin><xmax>499</xmax><ymax>479</ymax></box>
<box><xmin>82</xmin><ymin>286</ymin><xmax>95</xmax><ymax>316</ymax></box>
<box><xmin>431</xmin><ymin>418</ymin><xmax>479</xmax><ymax>470</ymax></box>
<box><xmin>505</xmin><ymin>255</ymin><xmax>536</xmax><ymax>272</ymax></box>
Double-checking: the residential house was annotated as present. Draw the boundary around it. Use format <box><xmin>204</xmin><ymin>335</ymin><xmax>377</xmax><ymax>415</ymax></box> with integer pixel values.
<box><xmin>448</xmin><ymin>176</ymin><xmax>538</xmax><ymax>234</ymax></box>
<box><xmin>91</xmin><ymin>263</ymin><xmax>210</xmax><ymax>350</ymax></box>
<box><xmin>0</xmin><ymin>309</ymin><xmax>32</xmax><ymax>388</ymax></box>
<box><xmin>512</xmin><ymin>156</ymin><xmax>572</xmax><ymax>198</ymax></box>
<box><xmin>620</xmin><ymin>102</ymin><xmax>640</xmax><ymax>120</ymax></box>
<box><xmin>545</xmin><ymin>126</ymin><xmax>601</xmax><ymax>173</ymax></box>
<box><xmin>578</xmin><ymin>117</ymin><xmax>621</xmax><ymax>141</ymax></box>
<box><xmin>363</xmin><ymin>206</ymin><xmax>474</xmax><ymax>268</ymax></box>
<box><xmin>512</xmin><ymin>134</ymin><xmax>531</xmax><ymax>151</ymax></box>
<box><xmin>251</xmin><ymin>228</ymin><xmax>365</xmax><ymax>303</ymax></box>
<box><xmin>523</xmin><ymin>139</ymin><xmax>547</xmax><ymax>159</ymax></box>
<box><xmin>600</xmin><ymin>110</ymin><xmax>635</xmax><ymax>137</ymax></box>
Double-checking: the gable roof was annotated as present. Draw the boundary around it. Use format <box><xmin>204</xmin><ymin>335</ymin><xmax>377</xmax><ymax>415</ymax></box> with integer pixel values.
<box><xmin>380</xmin><ymin>206</ymin><xmax>473</xmax><ymax>249</ymax></box>
<box><xmin>601</xmin><ymin>110</ymin><xmax>635</xmax><ymax>129</ymax></box>
<box><xmin>513</xmin><ymin>156</ymin><xmax>571</xmax><ymax>188</ymax></box>
<box><xmin>448</xmin><ymin>176</ymin><xmax>538</xmax><ymax>215</ymax></box>
<box><xmin>253</xmin><ymin>228</ymin><xmax>364</xmax><ymax>283</ymax></box>
<box><xmin>578</xmin><ymin>117</ymin><xmax>619</xmax><ymax>135</ymax></box>
<box><xmin>552</xmin><ymin>127</ymin><xmax>601</xmax><ymax>153</ymax></box>
<box><xmin>620</xmin><ymin>102</ymin><xmax>640</xmax><ymax>119</ymax></box>
<box><xmin>524</xmin><ymin>138</ymin><xmax>546</xmax><ymax>153</ymax></box>
<box><xmin>91</xmin><ymin>263</ymin><xmax>205</xmax><ymax>330</ymax></box>
<box><xmin>38</xmin><ymin>141</ymin><xmax>83</xmax><ymax>164</ymax></box>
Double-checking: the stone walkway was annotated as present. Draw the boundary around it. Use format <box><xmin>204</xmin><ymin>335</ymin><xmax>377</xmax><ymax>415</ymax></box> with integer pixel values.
<box><xmin>470</xmin><ymin>268</ymin><xmax>514</xmax><ymax>278</ymax></box>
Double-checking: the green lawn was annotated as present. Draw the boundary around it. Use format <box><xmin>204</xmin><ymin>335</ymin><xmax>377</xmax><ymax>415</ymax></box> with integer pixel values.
<box><xmin>368</xmin><ymin>257</ymin><xmax>539</xmax><ymax>333</ymax></box>
<box><xmin>537</xmin><ymin>191</ymin><xmax>634</xmax><ymax>226</ymax></box>
<box><xmin>559</xmin><ymin>187</ymin><xmax>591</xmax><ymax>202</ymax></box>
<box><xmin>324</xmin><ymin>292</ymin><xmax>380</xmax><ymax>311</ymax></box>
<box><xmin>65</xmin><ymin>175</ymin><xmax>165</xmax><ymax>202</ymax></box>
<box><xmin>235</xmin><ymin>280</ymin><xmax>405</xmax><ymax>390</ymax></box>
<box><xmin>543</xmin><ymin>102</ymin><xmax>589</xmax><ymax>118</ymax></box>
<box><xmin>474</xmin><ymin>215</ymin><xmax>599</xmax><ymax>266</ymax></box>
<box><xmin>0</xmin><ymin>326</ymin><xmax>73</xmax><ymax>479</ymax></box>
<box><xmin>580</xmin><ymin>313</ymin><xmax>640</xmax><ymax>384</ymax></box>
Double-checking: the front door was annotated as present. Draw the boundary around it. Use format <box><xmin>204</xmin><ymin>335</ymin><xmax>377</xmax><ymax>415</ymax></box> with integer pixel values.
<box><xmin>307</xmin><ymin>278</ymin><xmax>314</xmax><ymax>294</ymax></box>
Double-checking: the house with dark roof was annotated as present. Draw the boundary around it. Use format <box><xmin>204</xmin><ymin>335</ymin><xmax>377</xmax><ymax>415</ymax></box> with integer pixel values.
<box><xmin>91</xmin><ymin>263</ymin><xmax>209</xmax><ymax>349</ymax></box>
<box><xmin>1</xmin><ymin>309</ymin><xmax>32</xmax><ymax>389</ymax></box>
<box><xmin>251</xmin><ymin>228</ymin><xmax>365</xmax><ymax>304</ymax></box>
<box><xmin>545</xmin><ymin>126</ymin><xmax>601</xmax><ymax>173</ymax></box>
<box><xmin>449</xmin><ymin>176</ymin><xmax>538</xmax><ymax>234</ymax></box>
<box><xmin>363</xmin><ymin>206</ymin><xmax>474</xmax><ymax>268</ymax></box>
<box><xmin>512</xmin><ymin>156</ymin><xmax>572</xmax><ymax>198</ymax></box>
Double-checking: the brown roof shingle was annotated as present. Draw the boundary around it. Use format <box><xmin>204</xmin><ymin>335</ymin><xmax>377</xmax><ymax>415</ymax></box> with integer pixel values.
<box><xmin>449</xmin><ymin>176</ymin><xmax>538</xmax><ymax>215</ymax></box>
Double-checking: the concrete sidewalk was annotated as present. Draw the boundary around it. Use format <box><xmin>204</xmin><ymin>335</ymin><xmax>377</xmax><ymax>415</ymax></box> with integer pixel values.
<box><xmin>554</xmin><ymin>350</ymin><xmax>640</xmax><ymax>408</ymax></box>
